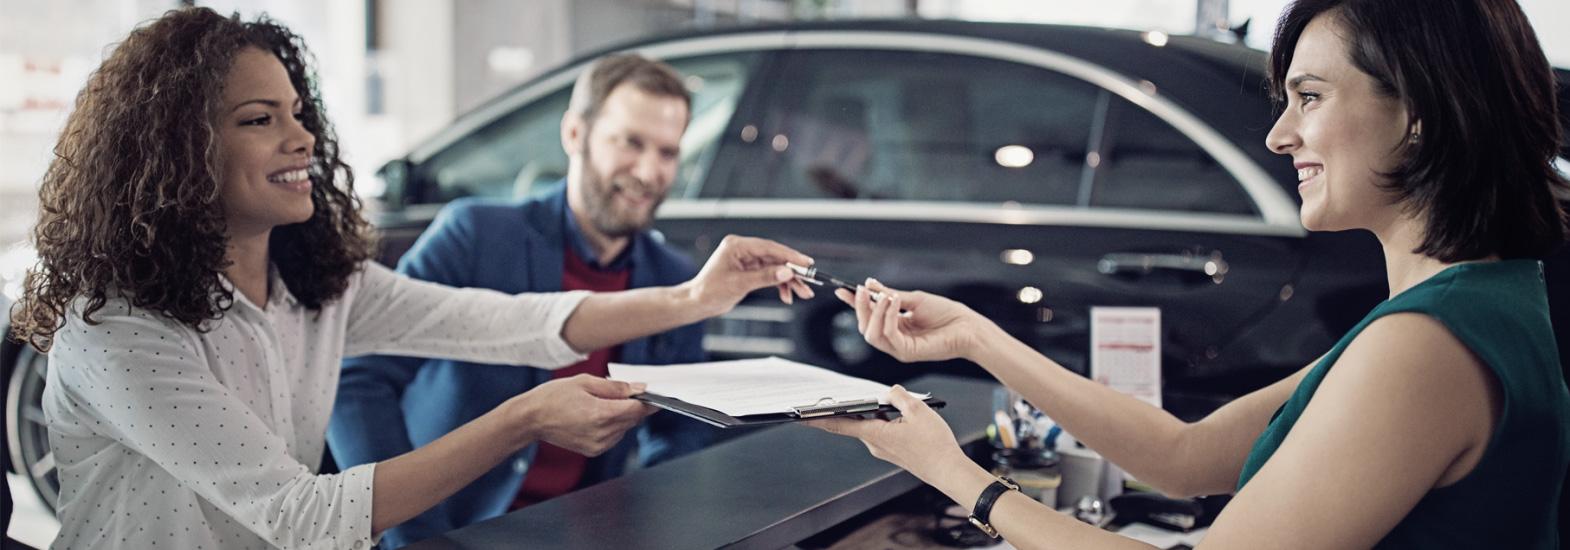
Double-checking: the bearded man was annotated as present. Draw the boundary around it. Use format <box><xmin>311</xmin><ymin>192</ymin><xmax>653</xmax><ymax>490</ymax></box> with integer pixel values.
<box><xmin>328</xmin><ymin>54</ymin><xmax>713</xmax><ymax>549</ymax></box>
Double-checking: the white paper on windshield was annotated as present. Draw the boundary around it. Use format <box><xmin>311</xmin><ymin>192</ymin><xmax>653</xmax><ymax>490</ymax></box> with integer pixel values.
<box><xmin>609</xmin><ymin>357</ymin><xmax>926</xmax><ymax>417</ymax></box>
<box><xmin>1090</xmin><ymin>307</ymin><xmax>1162</xmax><ymax>407</ymax></box>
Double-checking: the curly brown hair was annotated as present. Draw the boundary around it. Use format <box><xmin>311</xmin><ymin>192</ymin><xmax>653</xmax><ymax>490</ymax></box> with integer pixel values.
<box><xmin>10</xmin><ymin>7</ymin><xmax>373</xmax><ymax>351</ymax></box>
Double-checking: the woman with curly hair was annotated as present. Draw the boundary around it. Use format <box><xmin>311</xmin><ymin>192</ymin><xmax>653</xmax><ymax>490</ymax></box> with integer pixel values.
<box><xmin>10</xmin><ymin>8</ymin><xmax>812</xmax><ymax>549</ymax></box>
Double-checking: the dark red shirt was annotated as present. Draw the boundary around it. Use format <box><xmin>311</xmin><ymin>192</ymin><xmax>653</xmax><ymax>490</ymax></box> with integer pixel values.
<box><xmin>511</xmin><ymin>244</ymin><xmax>631</xmax><ymax>509</ymax></box>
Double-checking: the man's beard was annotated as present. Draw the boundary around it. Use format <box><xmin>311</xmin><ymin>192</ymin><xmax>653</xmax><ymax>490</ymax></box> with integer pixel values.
<box><xmin>579</xmin><ymin>139</ymin><xmax>664</xmax><ymax>239</ymax></box>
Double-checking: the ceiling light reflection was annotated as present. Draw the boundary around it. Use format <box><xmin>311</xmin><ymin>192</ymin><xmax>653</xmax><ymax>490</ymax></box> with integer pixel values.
<box><xmin>1017</xmin><ymin>286</ymin><xmax>1043</xmax><ymax>304</ymax></box>
<box><xmin>1001</xmin><ymin>249</ymin><xmax>1035</xmax><ymax>266</ymax></box>
<box><xmin>994</xmin><ymin>145</ymin><xmax>1034</xmax><ymax>168</ymax></box>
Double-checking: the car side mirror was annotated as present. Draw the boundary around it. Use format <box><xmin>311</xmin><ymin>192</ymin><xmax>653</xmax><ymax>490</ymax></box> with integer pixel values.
<box><xmin>376</xmin><ymin>158</ymin><xmax>412</xmax><ymax>207</ymax></box>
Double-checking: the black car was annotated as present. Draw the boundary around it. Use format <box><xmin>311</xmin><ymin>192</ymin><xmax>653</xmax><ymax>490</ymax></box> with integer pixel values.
<box><xmin>6</xmin><ymin>19</ymin><xmax>1569</xmax><ymax>514</ymax></box>
<box><xmin>369</xmin><ymin>20</ymin><xmax>1570</xmax><ymax>394</ymax></box>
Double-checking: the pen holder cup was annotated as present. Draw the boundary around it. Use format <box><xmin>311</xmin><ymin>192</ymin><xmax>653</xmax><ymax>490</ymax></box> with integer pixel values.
<box><xmin>992</xmin><ymin>387</ymin><xmax>1054</xmax><ymax>449</ymax></box>
<box><xmin>991</xmin><ymin>448</ymin><xmax>1062</xmax><ymax>508</ymax></box>
<box><xmin>1056</xmin><ymin>445</ymin><xmax>1125</xmax><ymax>509</ymax></box>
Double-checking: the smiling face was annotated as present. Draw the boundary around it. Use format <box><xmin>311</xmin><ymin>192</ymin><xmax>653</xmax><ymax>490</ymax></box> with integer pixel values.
<box><xmin>1265</xmin><ymin>13</ymin><xmax>1413</xmax><ymax>234</ymax></box>
<box><xmin>564</xmin><ymin>83</ymin><xmax>688</xmax><ymax>239</ymax></box>
<box><xmin>217</xmin><ymin>47</ymin><xmax>317</xmax><ymax>237</ymax></box>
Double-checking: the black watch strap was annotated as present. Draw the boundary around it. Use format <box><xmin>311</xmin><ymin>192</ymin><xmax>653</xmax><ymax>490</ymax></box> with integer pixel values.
<box><xmin>967</xmin><ymin>477</ymin><xmax>1020</xmax><ymax>539</ymax></box>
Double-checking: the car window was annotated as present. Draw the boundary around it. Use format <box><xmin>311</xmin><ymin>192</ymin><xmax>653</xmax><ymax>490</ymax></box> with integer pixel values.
<box><xmin>419</xmin><ymin>88</ymin><xmax>571</xmax><ymax>204</ymax></box>
<box><xmin>668</xmin><ymin>53</ymin><xmax>755</xmax><ymax>199</ymax></box>
<box><xmin>720</xmin><ymin>49</ymin><xmax>1100</xmax><ymax>205</ymax></box>
<box><xmin>415</xmin><ymin>52</ymin><xmax>759</xmax><ymax>204</ymax></box>
<box><xmin>1091</xmin><ymin>97</ymin><xmax>1257</xmax><ymax>216</ymax></box>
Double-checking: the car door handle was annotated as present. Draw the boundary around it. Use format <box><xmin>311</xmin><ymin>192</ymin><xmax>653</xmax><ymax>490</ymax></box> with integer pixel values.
<box><xmin>1097</xmin><ymin>252</ymin><xmax>1229</xmax><ymax>283</ymax></box>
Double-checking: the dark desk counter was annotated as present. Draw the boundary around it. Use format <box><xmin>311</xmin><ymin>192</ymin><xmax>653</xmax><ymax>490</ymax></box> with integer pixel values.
<box><xmin>405</xmin><ymin>374</ymin><xmax>996</xmax><ymax>550</ymax></box>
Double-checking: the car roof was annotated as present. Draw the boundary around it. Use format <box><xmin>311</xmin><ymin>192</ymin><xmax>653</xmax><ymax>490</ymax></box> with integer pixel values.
<box><xmin>422</xmin><ymin>19</ymin><xmax>1288</xmax><ymax>180</ymax></box>
<box><xmin>415</xmin><ymin>20</ymin><xmax>1570</xmax><ymax>185</ymax></box>
<box><xmin>559</xmin><ymin>19</ymin><xmax>1266</xmax><ymax>78</ymax></box>
<box><xmin>467</xmin><ymin>19</ymin><xmax>1272</xmax><ymax>120</ymax></box>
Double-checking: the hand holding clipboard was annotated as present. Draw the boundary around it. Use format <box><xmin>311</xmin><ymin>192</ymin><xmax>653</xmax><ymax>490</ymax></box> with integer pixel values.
<box><xmin>608</xmin><ymin>358</ymin><xmax>943</xmax><ymax>428</ymax></box>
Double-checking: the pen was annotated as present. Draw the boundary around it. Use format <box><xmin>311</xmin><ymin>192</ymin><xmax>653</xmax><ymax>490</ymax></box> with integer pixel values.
<box><xmin>786</xmin><ymin>262</ymin><xmax>886</xmax><ymax>302</ymax></box>
<box><xmin>994</xmin><ymin>410</ymin><xmax>1018</xmax><ymax>449</ymax></box>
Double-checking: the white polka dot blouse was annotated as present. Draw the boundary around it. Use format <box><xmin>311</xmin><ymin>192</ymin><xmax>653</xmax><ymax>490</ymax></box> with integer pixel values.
<box><xmin>42</xmin><ymin>261</ymin><xmax>589</xmax><ymax>549</ymax></box>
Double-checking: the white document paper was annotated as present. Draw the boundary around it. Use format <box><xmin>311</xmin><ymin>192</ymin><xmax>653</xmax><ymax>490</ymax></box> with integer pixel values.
<box><xmin>1090</xmin><ymin>307</ymin><xmax>1162</xmax><ymax>407</ymax></box>
<box><xmin>608</xmin><ymin>357</ymin><xmax>924</xmax><ymax>417</ymax></box>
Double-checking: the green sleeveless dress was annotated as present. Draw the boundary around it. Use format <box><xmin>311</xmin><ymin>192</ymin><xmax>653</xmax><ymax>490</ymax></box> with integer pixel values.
<box><xmin>1237</xmin><ymin>260</ymin><xmax>1569</xmax><ymax>548</ymax></box>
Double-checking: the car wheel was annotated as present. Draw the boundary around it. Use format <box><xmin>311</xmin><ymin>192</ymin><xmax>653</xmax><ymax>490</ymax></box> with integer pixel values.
<box><xmin>6</xmin><ymin>345</ymin><xmax>56</xmax><ymax>515</ymax></box>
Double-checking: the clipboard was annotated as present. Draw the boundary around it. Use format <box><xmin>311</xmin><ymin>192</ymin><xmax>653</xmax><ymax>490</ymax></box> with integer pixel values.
<box><xmin>634</xmin><ymin>392</ymin><xmax>946</xmax><ymax>428</ymax></box>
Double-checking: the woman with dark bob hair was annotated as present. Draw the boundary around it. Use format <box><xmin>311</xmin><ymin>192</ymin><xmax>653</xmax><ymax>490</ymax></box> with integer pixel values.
<box><xmin>813</xmin><ymin>0</ymin><xmax>1569</xmax><ymax>548</ymax></box>
<box><xmin>11</xmin><ymin>7</ymin><xmax>814</xmax><ymax>549</ymax></box>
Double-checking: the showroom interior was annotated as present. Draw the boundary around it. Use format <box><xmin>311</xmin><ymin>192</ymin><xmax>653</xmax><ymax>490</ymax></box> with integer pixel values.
<box><xmin>4</xmin><ymin>0</ymin><xmax>1570</xmax><ymax>548</ymax></box>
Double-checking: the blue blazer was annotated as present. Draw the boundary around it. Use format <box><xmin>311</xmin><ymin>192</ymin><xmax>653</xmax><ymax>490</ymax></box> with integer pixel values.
<box><xmin>327</xmin><ymin>183</ymin><xmax>711</xmax><ymax>548</ymax></box>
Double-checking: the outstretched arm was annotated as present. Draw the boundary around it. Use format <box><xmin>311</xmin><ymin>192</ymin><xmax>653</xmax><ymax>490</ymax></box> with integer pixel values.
<box><xmin>966</xmin><ymin>320</ymin><xmax>1312</xmax><ymax>497</ymax></box>
<box><xmin>815</xmin><ymin>305</ymin><xmax>1494</xmax><ymax>549</ymax></box>
<box><xmin>835</xmin><ymin>281</ymin><xmax>1308</xmax><ymax>497</ymax></box>
<box><xmin>345</xmin><ymin>235</ymin><xmax>814</xmax><ymax>367</ymax></box>
<box><xmin>812</xmin><ymin>387</ymin><xmax>1159</xmax><ymax>550</ymax></box>
<box><xmin>560</xmin><ymin>235</ymin><xmax>814</xmax><ymax>353</ymax></box>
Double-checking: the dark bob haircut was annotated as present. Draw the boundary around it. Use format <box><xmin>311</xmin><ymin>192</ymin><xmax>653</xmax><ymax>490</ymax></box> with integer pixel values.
<box><xmin>1270</xmin><ymin>0</ymin><xmax>1568</xmax><ymax>261</ymax></box>
<box><xmin>11</xmin><ymin>8</ymin><xmax>373</xmax><ymax>351</ymax></box>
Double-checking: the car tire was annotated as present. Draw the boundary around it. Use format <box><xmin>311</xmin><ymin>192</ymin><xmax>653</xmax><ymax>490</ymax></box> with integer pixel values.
<box><xmin>6</xmin><ymin>345</ymin><xmax>56</xmax><ymax>515</ymax></box>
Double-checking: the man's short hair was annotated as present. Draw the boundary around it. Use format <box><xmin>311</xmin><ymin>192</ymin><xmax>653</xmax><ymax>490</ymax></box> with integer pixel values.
<box><xmin>1270</xmin><ymin>0</ymin><xmax>1568</xmax><ymax>261</ymax></box>
<box><xmin>568</xmin><ymin>53</ymin><xmax>691</xmax><ymax>128</ymax></box>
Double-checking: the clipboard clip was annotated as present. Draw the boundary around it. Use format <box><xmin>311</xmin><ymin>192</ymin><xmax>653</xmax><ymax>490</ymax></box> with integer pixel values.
<box><xmin>790</xmin><ymin>397</ymin><xmax>881</xmax><ymax>418</ymax></box>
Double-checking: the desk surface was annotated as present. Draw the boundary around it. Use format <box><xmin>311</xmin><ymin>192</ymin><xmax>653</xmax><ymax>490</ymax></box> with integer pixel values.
<box><xmin>404</xmin><ymin>374</ymin><xmax>996</xmax><ymax>550</ymax></box>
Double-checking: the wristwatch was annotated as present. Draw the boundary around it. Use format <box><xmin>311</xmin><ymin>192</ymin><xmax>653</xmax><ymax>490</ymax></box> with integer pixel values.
<box><xmin>967</xmin><ymin>476</ymin><xmax>1021</xmax><ymax>539</ymax></box>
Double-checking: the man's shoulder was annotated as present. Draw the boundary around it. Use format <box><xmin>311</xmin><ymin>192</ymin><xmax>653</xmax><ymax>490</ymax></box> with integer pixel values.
<box><xmin>437</xmin><ymin>194</ymin><xmax>559</xmax><ymax>236</ymax></box>
<box><xmin>438</xmin><ymin>196</ymin><xmax>530</xmax><ymax>222</ymax></box>
<box><xmin>401</xmin><ymin>195</ymin><xmax>562</xmax><ymax>278</ymax></box>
